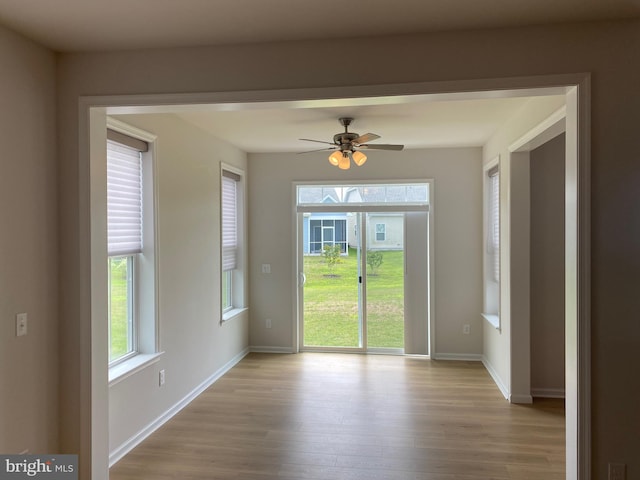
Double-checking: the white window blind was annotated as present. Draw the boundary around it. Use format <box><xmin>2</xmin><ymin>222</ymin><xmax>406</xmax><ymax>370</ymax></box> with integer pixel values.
<box><xmin>107</xmin><ymin>140</ymin><xmax>143</xmax><ymax>256</ymax></box>
<box><xmin>222</xmin><ymin>171</ymin><xmax>239</xmax><ymax>272</ymax></box>
<box><xmin>488</xmin><ymin>167</ymin><xmax>500</xmax><ymax>282</ymax></box>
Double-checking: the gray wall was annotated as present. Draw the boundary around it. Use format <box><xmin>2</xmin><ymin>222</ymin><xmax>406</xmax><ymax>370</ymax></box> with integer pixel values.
<box><xmin>0</xmin><ymin>25</ymin><xmax>58</xmax><ymax>454</ymax></box>
<box><xmin>482</xmin><ymin>96</ymin><xmax>566</xmax><ymax>400</ymax></box>
<box><xmin>248</xmin><ymin>148</ymin><xmax>483</xmax><ymax>356</ymax></box>
<box><xmin>105</xmin><ymin>114</ymin><xmax>249</xmax><ymax>455</ymax></box>
<box><xmin>0</xmin><ymin>17</ymin><xmax>635</xmax><ymax>479</ymax></box>
<box><xmin>530</xmin><ymin>133</ymin><xmax>565</xmax><ymax>395</ymax></box>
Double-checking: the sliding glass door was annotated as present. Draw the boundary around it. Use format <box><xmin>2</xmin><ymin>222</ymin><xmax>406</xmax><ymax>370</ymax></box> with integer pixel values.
<box><xmin>302</xmin><ymin>213</ymin><xmax>363</xmax><ymax>349</ymax></box>
<box><xmin>365</xmin><ymin>213</ymin><xmax>405</xmax><ymax>351</ymax></box>
<box><xmin>296</xmin><ymin>183</ymin><xmax>430</xmax><ymax>355</ymax></box>
<box><xmin>301</xmin><ymin>212</ymin><xmax>405</xmax><ymax>352</ymax></box>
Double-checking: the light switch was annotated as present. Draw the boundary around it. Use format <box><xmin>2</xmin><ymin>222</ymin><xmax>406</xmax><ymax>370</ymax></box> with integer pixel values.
<box><xmin>262</xmin><ymin>264</ymin><xmax>271</xmax><ymax>274</ymax></box>
<box><xmin>16</xmin><ymin>313</ymin><xmax>28</xmax><ymax>337</ymax></box>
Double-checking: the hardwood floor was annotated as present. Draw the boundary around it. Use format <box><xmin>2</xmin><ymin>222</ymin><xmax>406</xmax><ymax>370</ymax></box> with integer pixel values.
<box><xmin>109</xmin><ymin>353</ymin><xmax>565</xmax><ymax>480</ymax></box>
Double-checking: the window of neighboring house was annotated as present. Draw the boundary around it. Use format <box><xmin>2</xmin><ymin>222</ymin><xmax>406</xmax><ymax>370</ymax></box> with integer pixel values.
<box><xmin>309</xmin><ymin>218</ymin><xmax>347</xmax><ymax>253</ymax></box>
<box><xmin>107</xmin><ymin>135</ymin><xmax>145</xmax><ymax>364</ymax></box>
<box><xmin>375</xmin><ymin>223</ymin><xmax>386</xmax><ymax>241</ymax></box>
<box><xmin>221</xmin><ymin>165</ymin><xmax>246</xmax><ymax>321</ymax></box>
<box><xmin>482</xmin><ymin>159</ymin><xmax>500</xmax><ymax>329</ymax></box>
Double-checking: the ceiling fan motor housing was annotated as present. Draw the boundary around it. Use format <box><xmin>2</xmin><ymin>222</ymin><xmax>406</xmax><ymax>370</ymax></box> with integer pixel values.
<box><xmin>334</xmin><ymin>132</ymin><xmax>360</xmax><ymax>151</ymax></box>
<box><xmin>335</xmin><ymin>117</ymin><xmax>359</xmax><ymax>152</ymax></box>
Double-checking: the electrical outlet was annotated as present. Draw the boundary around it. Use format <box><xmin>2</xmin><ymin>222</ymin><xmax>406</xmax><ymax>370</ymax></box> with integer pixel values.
<box><xmin>266</xmin><ymin>318</ymin><xmax>272</xmax><ymax>329</ymax></box>
<box><xmin>463</xmin><ymin>324</ymin><xmax>470</xmax><ymax>335</ymax></box>
<box><xmin>262</xmin><ymin>264</ymin><xmax>271</xmax><ymax>274</ymax></box>
<box><xmin>16</xmin><ymin>313</ymin><xmax>28</xmax><ymax>337</ymax></box>
<box><xmin>609</xmin><ymin>463</ymin><xmax>626</xmax><ymax>480</ymax></box>
<box><xmin>159</xmin><ymin>369</ymin><xmax>165</xmax><ymax>386</ymax></box>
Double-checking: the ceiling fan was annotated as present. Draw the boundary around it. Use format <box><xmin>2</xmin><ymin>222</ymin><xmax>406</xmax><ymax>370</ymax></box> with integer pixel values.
<box><xmin>299</xmin><ymin>117</ymin><xmax>404</xmax><ymax>169</ymax></box>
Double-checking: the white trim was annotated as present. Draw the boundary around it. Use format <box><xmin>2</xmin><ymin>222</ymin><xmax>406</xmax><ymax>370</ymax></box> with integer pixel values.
<box><xmin>510</xmin><ymin>393</ymin><xmax>534</xmax><ymax>404</ymax></box>
<box><xmin>509</xmin><ymin>105</ymin><xmax>567</xmax><ymax>153</ymax></box>
<box><xmin>108</xmin><ymin>347</ymin><xmax>249</xmax><ymax>467</ymax></box>
<box><xmin>532</xmin><ymin>388</ymin><xmax>566</xmax><ymax>398</ymax></box>
<box><xmin>576</xmin><ymin>79</ymin><xmax>592</xmax><ymax>480</ymax></box>
<box><xmin>108</xmin><ymin>352</ymin><xmax>164</xmax><ymax>386</ymax></box>
<box><xmin>222</xmin><ymin>307</ymin><xmax>248</xmax><ymax>324</ymax></box>
<box><xmin>94</xmin><ymin>77</ymin><xmax>572</xmax><ymax>116</ymax></box>
<box><xmin>432</xmin><ymin>353</ymin><xmax>482</xmax><ymax>361</ymax></box>
<box><xmin>481</xmin><ymin>313</ymin><xmax>500</xmax><ymax>329</ymax></box>
<box><xmin>250</xmin><ymin>346</ymin><xmax>295</xmax><ymax>353</ymax></box>
<box><xmin>482</xmin><ymin>355</ymin><xmax>509</xmax><ymax>399</ymax></box>
<box><xmin>106</xmin><ymin>117</ymin><xmax>158</xmax><ymax>143</ymax></box>
<box><xmin>427</xmin><ymin>179</ymin><xmax>435</xmax><ymax>357</ymax></box>
<box><xmin>298</xmin><ymin>204</ymin><xmax>429</xmax><ymax>213</ymax></box>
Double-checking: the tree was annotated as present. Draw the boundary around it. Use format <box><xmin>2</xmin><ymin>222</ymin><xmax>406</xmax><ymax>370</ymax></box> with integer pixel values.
<box><xmin>367</xmin><ymin>250</ymin><xmax>383</xmax><ymax>275</ymax></box>
<box><xmin>322</xmin><ymin>244</ymin><xmax>342</xmax><ymax>275</ymax></box>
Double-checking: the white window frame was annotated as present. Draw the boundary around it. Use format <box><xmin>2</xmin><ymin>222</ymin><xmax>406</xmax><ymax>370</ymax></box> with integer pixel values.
<box><xmin>482</xmin><ymin>157</ymin><xmax>500</xmax><ymax>330</ymax></box>
<box><xmin>107</xmin><ymin>118</ymin><xmax>161</xmax><ymax>385</ymax></box>
<box><xmin>375</xmin><ymin>223</ymin><xmax>386</xmax><ymax>242</ymax></box>
<box><xmin>221</xmin><ymin>163</ymin><xmax>247</xmax><ymax>323</ymax></box>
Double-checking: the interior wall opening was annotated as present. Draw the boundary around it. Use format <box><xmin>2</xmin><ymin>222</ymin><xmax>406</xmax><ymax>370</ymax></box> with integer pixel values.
<box><xmin>83</xmin><ymin>78</ymin><xmax>587</xmax><ymax>480</ymax></box>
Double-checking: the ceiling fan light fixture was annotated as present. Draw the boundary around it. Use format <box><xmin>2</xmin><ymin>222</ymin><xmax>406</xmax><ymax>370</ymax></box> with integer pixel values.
<box><xmin>303</xmin><ymin>117</ymin><xmax>404</xmax><ymax>170</ymax></box>
<box><xmin>328</xmin><ymin>151</ymin><xmax>341</xmax><ymax>166</ymax></box>
<box><xmin>337</xmin><ymin>153</ymin><xmax>350</xmax><ymax>170</ymax></box>
<box><xmin>352</xmin><ymin>150</ymin><xmax>367</xmax><ymax>166</ymax></box>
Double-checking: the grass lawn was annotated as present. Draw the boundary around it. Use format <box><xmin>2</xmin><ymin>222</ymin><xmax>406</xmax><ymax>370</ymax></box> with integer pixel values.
<box><xmin>109</xmin><ymin>257</ymin><xmax>131</xmax><ymax>362</ymax></box>
<box><xmin>303</xmin><ymin>248</ymin><xmax>404</xmax><ymax>348</ymax></box>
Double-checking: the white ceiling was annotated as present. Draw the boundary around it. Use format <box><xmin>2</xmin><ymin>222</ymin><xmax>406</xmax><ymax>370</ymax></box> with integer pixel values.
<box><xmin>172</xmin><ymin>96</ymin><xmax>545</xmax><ymax>153</ymax></box>
<box><xmin>0</xmin><ymin>1</ymin><xmax>583</xmax><ymax>152</ymax></box>
<box><xmin>0</xmin><ymin>0</ymin><xmax>638</xmax><ymax>53</ymax></box>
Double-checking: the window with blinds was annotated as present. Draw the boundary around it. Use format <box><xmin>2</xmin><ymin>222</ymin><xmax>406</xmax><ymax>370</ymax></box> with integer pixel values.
<box><xmin>107</xmin><ymin>139</ymin><xmax>144</xmax><ymax>256</ymax></box>
<box><xmin>488</xmin><ymin>166</ymin><xmax>500</xmax><ymax>283</ymax></box>
<box><xmin>220</xmin><ymin>166</ymin><xmax>245</xmax><ymax>319</ymax></box>
<box><xmin>106</xmin><ymin>130</ymin><xmax>148</xmax><ymax>364</ymax></box>
<box><xmin>222</xmin><ymin>171</ymin><xmax>239</xmax><ymax>272</ymax></box>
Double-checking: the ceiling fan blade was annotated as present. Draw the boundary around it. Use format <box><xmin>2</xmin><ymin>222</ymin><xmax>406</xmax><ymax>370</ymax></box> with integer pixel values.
<box><xmin>359</xmin><ymin>144</ymin><xmax>404</xmax><ymax>151</ymax></box>
<box><xmin>299</xmin><ymin>138</ymin><xmax>336</xmax><ymax>145</ymax></box>
<box><xmin>353</xmin><ymin>133</ymin><xmax>381</xmax><ymax>144</ymax></box>
<box><xmin>297</xmin><ymin>147</ymin><xmax>337</xmax><ymax>154</ymax></box>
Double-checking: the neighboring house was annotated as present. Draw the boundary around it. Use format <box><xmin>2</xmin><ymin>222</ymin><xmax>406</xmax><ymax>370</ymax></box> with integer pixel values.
<box><xmin>347</xmin><ymin>212</ymin><xmax>404</xmax><ymax>251</ymax></box>
<box><xmin>302</xmin><ymin>186</ymin><xmax>416</xmax><ymax>253</ymax></box>
<box><xmin>301</xmin><ymin>189</ymin><xmax>348</xmax><ymax>254</ymax></box>
<box><xmin>303</xmin><ymin>212</ymin><xmax>348</xmax><ymax>254</ymax></box>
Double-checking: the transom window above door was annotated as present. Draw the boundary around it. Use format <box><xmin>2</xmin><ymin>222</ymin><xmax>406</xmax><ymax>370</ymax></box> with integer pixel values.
<box><xmin>297</xmin><ymin>183</ymin><xmax>429</xmax><ymax>208</ymax></box>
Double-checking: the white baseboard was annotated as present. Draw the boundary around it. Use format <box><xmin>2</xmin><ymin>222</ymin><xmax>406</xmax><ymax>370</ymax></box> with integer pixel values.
<box><xmin>109</xmin><ymin>346</ymin><xmax>250</xmax><ymax>467</ymax></box>
<box><xmin>510</xmin><ymin>393</ymin><xmax>533</xmax><ymax>404</ymax></box>
<box><xmin>481</xmin><ymin>355</ymin><xmax>509</xmax><ymax>399</ymax></box>
<box><xmin>250</xmin><ymin>346</ymin><xmax>294</xmax><ymax>353</ymax></box>
<box><xmin>432</xmin><ymin>353</ymin><xmax>482</xmax><ymax>361</ymax></box>
<box><xmin>532</xmin><ymin>387</ymin><xmax>566</xmax><ymax>398</ymax></box>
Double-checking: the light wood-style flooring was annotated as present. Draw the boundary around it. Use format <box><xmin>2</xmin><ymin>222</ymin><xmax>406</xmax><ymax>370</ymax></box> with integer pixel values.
<box><xmin>109</xmin><ymin>353</ymin><xmax>565</xmax><ymax>480</ymax></box>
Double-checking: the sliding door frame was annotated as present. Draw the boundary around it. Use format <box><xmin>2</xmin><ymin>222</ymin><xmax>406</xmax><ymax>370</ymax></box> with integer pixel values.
<box><xmin>294</xmin><ymin>180</ymin><xmax>433</xmax><ymax>355</ymax></box>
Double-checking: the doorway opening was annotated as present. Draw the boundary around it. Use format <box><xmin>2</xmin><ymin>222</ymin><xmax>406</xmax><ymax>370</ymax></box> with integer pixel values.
<box><xmin>83</xmin><ymin>77</ymin><xmax>589</xmax><ymax>479</ymax></box>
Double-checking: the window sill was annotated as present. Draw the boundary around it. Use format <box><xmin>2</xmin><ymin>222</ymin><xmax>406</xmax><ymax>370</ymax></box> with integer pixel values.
<box><xmin>109</xmin><ymin>352</ymin><xmax>164</xmax><ymax>387</ymax></box>
<box><xmin>222</xmin><ymin>307</ymin><xmax>248</xmax><ymax>324</ymax></box>
<box><xmin>481</xmin><ymin>313</ymin><xmax>500</xmax><ymax>330</ymax></box>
